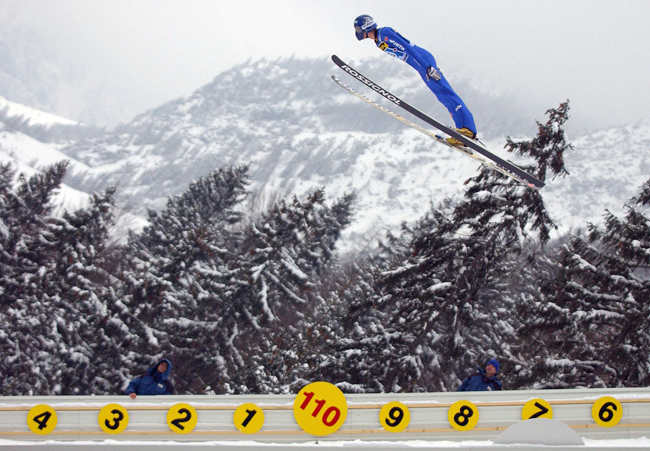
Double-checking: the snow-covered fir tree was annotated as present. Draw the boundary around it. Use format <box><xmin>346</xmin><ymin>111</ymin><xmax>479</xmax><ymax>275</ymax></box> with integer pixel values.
<box><xmin>328</xmin><ymin>103</ymin><xmax>573</xmax><ymax>392</ymax></box>
<box><xmin>121</xmin><ymin>166</ymin><xmax>250</xmax><ymax>390</ymax></box>
<box><xmin>34</xmin><ymin>188</ymin><xmax>128</xmax><ymax>394</ymax></box>
<box><xmin>0</xmin><ymin>162</ymin><xmax>127</xmax><ymax>394</ymax></box>
<box><xmin>122</xmin><ymin>164</ymin><xmax>354</xmax><ymax>394</ymax></box>
<box><xmin>517</xmin><ymin>178</ymin><xmax>650</xmax><ymax>388</ymax></box>
<box><xmin>186</xmin><ymin>189</ymin><xmax>354</xmax><ymax>394</ymax></box>
<box><xmin>0</xmin><ymin>162</ymin><xmax>69</xmax><ymax>393</ymax></box>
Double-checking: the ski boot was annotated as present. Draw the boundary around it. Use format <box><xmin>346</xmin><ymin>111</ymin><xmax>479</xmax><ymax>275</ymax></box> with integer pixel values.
<box><xmin>446</xmin><ymin>128</ymin><xmax>476</xmax><ymax>147</ymax></box>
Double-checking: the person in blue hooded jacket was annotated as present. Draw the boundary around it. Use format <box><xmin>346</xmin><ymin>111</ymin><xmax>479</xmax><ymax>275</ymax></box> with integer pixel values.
<box><xmin>354</xmin><ymin>14</ymin><xmax>477</xmax><ymax>147</ymax></box>
<box><xmin>126</xmin><ymin>358</ymin><xmax>174</xmax><ymax>399</ymax></box>
<box><xmin>458</xmin><ymin>359</ymin><xmax>503</xmax><ymax>391</ymax></box>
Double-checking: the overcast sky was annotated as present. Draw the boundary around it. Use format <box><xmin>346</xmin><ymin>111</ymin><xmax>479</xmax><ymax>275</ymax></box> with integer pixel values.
<box><xmin>4</xmin><ymin>0</ymin><xmax>650</xmax><ymax>132</ymax></box>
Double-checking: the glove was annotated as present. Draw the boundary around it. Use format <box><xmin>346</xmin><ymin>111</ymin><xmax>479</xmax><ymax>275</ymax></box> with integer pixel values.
<box><xmin>426</xmin><ymin>66</ymin><xmax>441</xmax><ymax>81</ymax></box>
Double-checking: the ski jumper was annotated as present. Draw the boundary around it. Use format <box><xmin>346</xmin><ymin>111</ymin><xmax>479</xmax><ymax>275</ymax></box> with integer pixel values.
<box><xmin>375</xmin><ymin>27</ymin><xmax>477</xmax><ymax>135</ymax></box>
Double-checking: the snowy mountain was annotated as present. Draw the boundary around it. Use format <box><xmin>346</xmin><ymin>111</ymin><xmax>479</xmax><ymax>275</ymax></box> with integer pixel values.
<box><xmin>2</xmin><ymin>57</ymin><xmax>648</xmax><ymax>250</ymax></box>
<box><xmin>0</xmin><ymin>96</ymin><xmax>92</xmax><ymax>214</ymax></box>
<box><xmin>0</xmin><ymin>95</ymin><xmax>78</xmax><ymax>127</ymax></box>
<box><xmin>542</xmin><ymin>119</ymin><xmax>650</xmax><ymax>231</ymax></box>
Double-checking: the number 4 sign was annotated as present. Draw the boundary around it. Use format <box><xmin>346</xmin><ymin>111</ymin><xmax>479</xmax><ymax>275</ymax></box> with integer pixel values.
<box><xmin>27</xmin><ymin>404</ymin><xmax>57</xmax><ymax>435</ymax></box>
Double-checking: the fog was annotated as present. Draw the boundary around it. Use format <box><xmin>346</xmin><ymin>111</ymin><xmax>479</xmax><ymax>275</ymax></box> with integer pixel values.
<box><xmin>3</xmin><ymin>0</ymin><xmax>649</xmax><ymax>133</ymax></box>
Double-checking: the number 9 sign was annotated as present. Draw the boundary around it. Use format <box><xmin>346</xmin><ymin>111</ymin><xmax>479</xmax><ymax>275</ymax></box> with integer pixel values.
<box><xmin>293</xmin><ymin>381</ymin><xmax>348</xmax><ymax>436</ymax></box>
<box><xmin>379</xmin><ymin>401</ymin><xmax>410</xmax><ymax>433</ymax></box>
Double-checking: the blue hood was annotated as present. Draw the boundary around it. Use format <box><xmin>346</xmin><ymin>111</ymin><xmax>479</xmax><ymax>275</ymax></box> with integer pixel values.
<box><xmin>147</xmin><ymin>358</ymin><xmax>172</xmax><ymax>381</ymax></box>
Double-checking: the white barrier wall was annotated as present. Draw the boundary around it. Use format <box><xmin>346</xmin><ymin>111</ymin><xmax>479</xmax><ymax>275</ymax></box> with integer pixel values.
<box><xmin>0</xmin><ymin>386</ymin><xmax>649</xmax><ymax>443</ymax></box>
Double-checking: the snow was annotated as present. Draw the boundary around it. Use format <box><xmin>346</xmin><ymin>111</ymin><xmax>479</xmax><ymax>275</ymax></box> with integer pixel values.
<box><xmin>0</xmin><ymin>96</ymin><xmax>78</xmax><ymax>127</ymax></box>
<box><xmin>1</xmin><ymin>438</ymin><xmax>650</xmax><ymax>448</ymax></box>
<box><xmin>428</xmin><ymin>282</ymin><xmax>452</xmax><ymax>293</ymax></box>
<box><xmin>0</xmin><ymin>57</ymin><xmax>648</xmax><ymax>255</ymax></box>
<box><xmin>0</xmin><ymin>129</ymin><xmax>91</xmax><ymax>215</ymax></box>
<box><xmin>281</xmin><ymin>253</ymin><xmax>309</xmax><ymax>281</ymax></box>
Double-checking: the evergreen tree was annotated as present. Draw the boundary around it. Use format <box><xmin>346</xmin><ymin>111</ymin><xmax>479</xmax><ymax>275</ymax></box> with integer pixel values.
<box><xmin>336</xmin><ymin>102</ymin><xmax>573</xmax><ymax>392</ymax></box>
<box><xmin>176</xmin><ymin>189</ymin><xmax>354</xmax><ymax>394</ymax></box>
<box><xmin>38</xmin><ymin>188</ymin><xmax>130</xmax><ymax>394</ymax></box>
<box><xmin>121</xmin><ymin>165</ymin><xmax>250</xmax><ymax>388</ymax></box>
<box><xmin>122</xmin><ymin>165</ymin><xmax>355</xmax><ymax>394</ymax></box>
<box><xmin>0</xmin><ymin>162</ymin><xmax>68</xmax><ymax>394</ymax></box>
<box><xmin>518</xmin><ymin>178</ymin><xmax>650</xmax><ymax>388</ymax></box>
<box><xmin>0</xmin><ymin>162</ymin><xmax>68</xmax><ymax>306</ymax></box>
<box><xmin>0</xmin><ymin>162</ymin><xmax>128</xmax><ymax>394</ymax></box>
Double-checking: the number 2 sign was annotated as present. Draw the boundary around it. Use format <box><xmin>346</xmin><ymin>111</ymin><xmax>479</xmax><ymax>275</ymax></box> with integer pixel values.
<box><xmin>167</xmin><ymin>403</ymin><xmax>198</xmax><ymax>434</ymax></box>
<box><xmin>293</xmin><ymin>381</ymin><xmax>348</xmax><ymax>436</ymax></box>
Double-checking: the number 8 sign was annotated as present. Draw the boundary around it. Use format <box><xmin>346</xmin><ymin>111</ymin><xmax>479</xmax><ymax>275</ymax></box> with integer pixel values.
<box><xmin>293</xmin><ymin>381</ymin><xmax>348</xmax><ymax>436</ymax></box>
<box><xmin>448</xmin><ymin>400</ymin><xmax>479</xmax><ymax>431</ymax></box>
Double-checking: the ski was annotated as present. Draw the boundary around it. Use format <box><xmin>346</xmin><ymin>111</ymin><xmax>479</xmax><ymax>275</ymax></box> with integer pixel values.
<box><xmin>331</xmin><ymin>54</ymin><xmax>544</xmax><ymax>189</ymax></box>
<box><xmin>331</xmin><ymin>74</ymin><xmax>532</xmax><ymax>184</ymax></box>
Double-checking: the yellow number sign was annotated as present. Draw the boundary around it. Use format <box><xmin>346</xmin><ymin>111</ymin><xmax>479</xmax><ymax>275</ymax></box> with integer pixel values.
<box><xmin>293</xmin><ymin>381</ymin><xmax>348</xmax><ymax>436</ymax></box>
<box><xmin>592</xmin><ymin>396</ymin><xmax>623</xmax><ymax>427</ymax></box>
<box><xmin>234</xmin><ymin>403</ymin><xmax>265</xmax><ymax>434</ymax></box>
<box><xmin>98</xmin><ymin>403</ymin><xmax>129</xmax><ymax>434</ymax></box>
<box><xmin>448</xmin><ymin>400</ymin><xmax>479</xmax><ymax>431</ymax></box>
<box><xmin>167</xmin><ymin>403</ymin><xmax>198</xmax><ymax>434</ymax></box>
<box><xmin>379</xmin><ymin>401</ymin><xmax>410</xmax><ymax>433</ymax></box>
<box><xmin>27</xmin><ymin>404</ymin><xmax>57</xmax><ymax>435</ymax></box>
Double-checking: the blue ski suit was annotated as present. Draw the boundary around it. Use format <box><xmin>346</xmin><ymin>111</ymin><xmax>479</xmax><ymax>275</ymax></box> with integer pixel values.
<box><xmin>375</xmin><ymin>27</ymin><xmax>477</xmax><ymax>135</ymax></box>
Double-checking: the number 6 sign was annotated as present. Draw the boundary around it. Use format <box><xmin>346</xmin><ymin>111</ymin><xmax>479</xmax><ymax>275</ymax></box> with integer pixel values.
<box><xmin>293</xmin><ymin>381</ymin><xmax>348</xmax><ymax>436</ymax></box>
<box><xmin>592</xmin><ymin>396</ymin><xmax>623</xmax><ymax>427</ymax></box>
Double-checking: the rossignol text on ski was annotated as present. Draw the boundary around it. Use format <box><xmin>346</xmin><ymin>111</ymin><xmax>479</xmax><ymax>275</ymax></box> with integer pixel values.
<box><xmin>331</xmin><ymin>54</ymin><xmax>544</xmax><ymax>189</ymax></box>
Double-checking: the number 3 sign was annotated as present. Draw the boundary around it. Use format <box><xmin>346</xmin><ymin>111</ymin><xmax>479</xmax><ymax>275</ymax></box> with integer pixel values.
<box><xmin>293</xmin><ymin>381</ymin><xmax>348</xmax><ymax>436</ymax></box>
<box><xmin>98</xmin><ymin>403</ymin><xmax>129</xmax><ymax>434</ymax></box>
